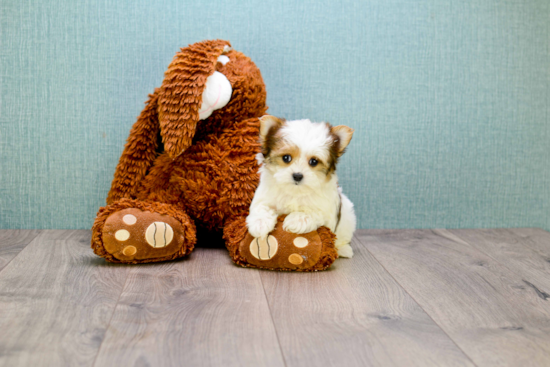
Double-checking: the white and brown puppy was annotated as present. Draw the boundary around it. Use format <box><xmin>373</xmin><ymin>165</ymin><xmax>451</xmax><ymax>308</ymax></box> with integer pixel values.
<box><xmin>246</xmin><ymin>115</ymin><xmax>356</xmax><ymax>258</ymax></box>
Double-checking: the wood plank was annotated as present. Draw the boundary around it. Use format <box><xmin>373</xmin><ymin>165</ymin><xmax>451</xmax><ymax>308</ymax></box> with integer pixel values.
<box><xmin>357</xmin><ymin>229</ymin><xmax>550</xmax><ymax>367</ymax></box>
<box><xmin>0</xmin><ymin>230</ymin><xmax>129</xmax><ymax>367</ymax></box>
<box><xmin>93</xmin><ymin>247</ymin><xmax>286</xmax><ymax>367</ymax></box>
<box><xmin>447</xmin><ymin>228</ymin><xmax>550</xmax><ymax>292</ymax></box>
<box><xmin>260</xmin><ymin>237</ymin><xmax>475</xmax><ymax>367</ymax></box>
<box><xmin>0</xmin><ymin>230</ymin><xmax>41</xmax><ymax>272</ymax></box>
<box><xmin>507</xmin><ymin>228</ymin><xmax>550</xmax><ymax>259</ymax></box>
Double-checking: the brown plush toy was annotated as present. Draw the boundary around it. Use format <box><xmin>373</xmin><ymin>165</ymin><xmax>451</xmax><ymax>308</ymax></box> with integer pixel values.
<box><xmin>91</xmin><ymin>40</ymin><xmax>338</xmax><ymax>271</ymax></box>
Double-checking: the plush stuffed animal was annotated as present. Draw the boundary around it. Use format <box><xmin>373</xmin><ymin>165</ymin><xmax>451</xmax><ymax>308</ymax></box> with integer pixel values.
<box><xmin>91</xmin><ymin>40</ymin><xmax>338</xmax><ymax>271</ymax></box>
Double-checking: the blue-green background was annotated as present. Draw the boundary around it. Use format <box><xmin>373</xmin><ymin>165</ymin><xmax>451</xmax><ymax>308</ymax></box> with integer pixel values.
<box><xmin>1</xmin><ymin>0</ymin><xmax>549</xmax><ymax>230</ymax></box>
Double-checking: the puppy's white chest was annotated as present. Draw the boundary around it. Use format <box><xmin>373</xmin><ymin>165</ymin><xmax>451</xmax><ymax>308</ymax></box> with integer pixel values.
<box><xmin>272</xmin><ymin>190</ymin><xmax>339</xmax><ymax>230</ymax></box>
<box><xmin>275</xmin><ymin>196</ymin><xmax>305</xmax><ymax>213</ymax></box>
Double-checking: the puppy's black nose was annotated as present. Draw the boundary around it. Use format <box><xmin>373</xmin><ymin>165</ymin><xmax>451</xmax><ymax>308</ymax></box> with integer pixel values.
<box><xmin>292</xmin><ymin>173</ymin><xmax>303</xmax><ymax>182</ymax></box>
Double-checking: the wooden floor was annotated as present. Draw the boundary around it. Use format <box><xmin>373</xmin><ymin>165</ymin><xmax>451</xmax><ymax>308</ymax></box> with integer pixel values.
<box><xmin>1</xmin><ymin>229</ymin><xmax>550</xmax><ymax>367</ymax></box>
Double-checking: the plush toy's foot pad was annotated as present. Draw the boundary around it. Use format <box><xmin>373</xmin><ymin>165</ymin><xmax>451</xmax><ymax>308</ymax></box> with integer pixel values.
<box><xmin>240</xmin><ymin>229</ymin><xmax>322</xmax><ymax>270</ymax></box>
<box><xmin>227</xmin><ymin>216</ymin><xmax>338</xmax><ymax>271</ymax></box>
<box><xmin>102</xmin><ymin>208</ymin><xmax>187</xmax><ymax>262</ymax></box>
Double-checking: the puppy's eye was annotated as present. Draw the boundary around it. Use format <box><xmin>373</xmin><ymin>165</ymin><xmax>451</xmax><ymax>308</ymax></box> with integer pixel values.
<box><xmin>309</xmin><ymin>158</ymin><xmax>318</xmax><ymax>167</ymax></box>
<box><xmin>282</xmin><ymin>155</ymin><xmax>292</xmax><ymax>163</ymax></box>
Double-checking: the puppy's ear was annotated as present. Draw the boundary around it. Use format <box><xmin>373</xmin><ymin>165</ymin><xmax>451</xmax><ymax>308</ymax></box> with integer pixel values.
<box><xmin>258</xmin><ymin>115</ymin><xmax>284</xmax><ymax>157</ymax></box>
<box><xmin>259</xmin><ymin>115</ymin><xmax>284</xmax><ymax>140</ymax></box>
<box><xmin>330</xmin><ymin>125</ymin><xmax>354</xmax><ymax>155</ymax></box>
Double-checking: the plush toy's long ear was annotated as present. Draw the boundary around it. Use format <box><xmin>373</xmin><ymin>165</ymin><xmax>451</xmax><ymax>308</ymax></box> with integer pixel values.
<box><xmin>158</xmin><ymin>40</ymin><xmax>231</xmax><ymax>158</ymax></box>
<box><xmin>107</xmin><ymin>91</ymin><xmax>161</xmax><ymax>204</ymax></box>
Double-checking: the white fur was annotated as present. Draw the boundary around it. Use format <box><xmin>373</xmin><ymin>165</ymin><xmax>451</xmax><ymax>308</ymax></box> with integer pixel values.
<box><xmin>246</xmin><ymin>119</ymin><xmax>356</xmax><ymax>258</ymax></box>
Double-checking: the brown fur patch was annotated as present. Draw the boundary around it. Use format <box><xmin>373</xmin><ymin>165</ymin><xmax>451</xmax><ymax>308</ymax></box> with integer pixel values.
<box><xmin>335</xmin><ymin>192</ymin><xmax>342</xmax><ymax>230</ymax></box>
<box><xmin>326</xmin><ymin>123</ymin><xmax>341</xmax><ymax>174</ymax></box>
<box><xmin>306</xmin><ymin>155</ymin><xmax>332</xmax><ymax>177</ymax></box>
<box><xmin>326</xmin><ymin>123</ymin><xmax>354</xmax><ymax>175</ymax></box>
<box><xmin>268</xmin><ymin>144</ymin><xmax>300</xmax><ymax>166</ymax></box>
<box><xmin>260</xmin><ymin>117</ymin><xmax>286</xmax><ymax>157</ymax></box>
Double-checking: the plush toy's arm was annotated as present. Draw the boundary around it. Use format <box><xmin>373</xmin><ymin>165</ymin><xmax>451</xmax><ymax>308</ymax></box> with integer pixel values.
<box><xmin>106</xmin><ymin>91</ymin><xmax>160</xmax><ymax>204</ymax></box>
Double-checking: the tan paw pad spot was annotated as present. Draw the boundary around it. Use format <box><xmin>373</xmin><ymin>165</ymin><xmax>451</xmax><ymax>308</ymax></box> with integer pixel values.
<box><xmin>288</xmin><ymin>253</ymin><xmax>304</xmax><ymax>265</ymax></box>
<box><xmin>249</xmin><ymin>235</ymin><xmax>278</xmax><ymax>260</ymax></box>
<box><xmin>115</xmin><ymin>229</ymin><xmax>130</xmax><ymax>241</ymax></box>
<box><xmin>145</xmin><ymin>222</ymin><xmax>174</xmax><ymax>248</ymax></box>
<box><xmin>122</xmin><ymin>214</ymin><xmax>137</xmax><ymax>225</ymax></box>
<box><xmin>122</xmin><ymin>246</ymin><xmax>137</xmax><ymax>256</ymax></box>
<box><xmin>293</xmin><ymin>237</ymin><xmax>309</xmax><ymax>248</ymax></box>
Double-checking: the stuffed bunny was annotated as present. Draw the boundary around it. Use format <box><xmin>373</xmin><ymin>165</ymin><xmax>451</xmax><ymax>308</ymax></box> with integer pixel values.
<box><xmin>91</xmin><ymin>40</ymin><xmax>338</xmax><ymax>271</ymax></box>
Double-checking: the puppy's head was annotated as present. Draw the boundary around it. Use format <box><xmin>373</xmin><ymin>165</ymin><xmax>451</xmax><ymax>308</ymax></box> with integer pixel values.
<box><xmin>258</xmin><ymin>115</ymin><xmax>354</xmax><ymax>190</ymax></box>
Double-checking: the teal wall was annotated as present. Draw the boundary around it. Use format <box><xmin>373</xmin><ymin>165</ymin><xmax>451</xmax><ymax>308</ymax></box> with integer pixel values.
<box><xmin>1</xmin><ymin>0</ymin><xmax>549</xmax><ymax>230</ymax></box>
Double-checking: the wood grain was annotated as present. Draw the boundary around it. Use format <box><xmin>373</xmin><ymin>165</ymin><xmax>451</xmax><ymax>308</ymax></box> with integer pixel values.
<box><xmin>357</xmin><ymin>229</ymin><xmax>550</xmax><ymax>367</ymax></box>
<box><xmin>507</xmin><ymin>228</ymin><xmax>550</xmax><ymax>259</ymax></box>
<box><xmin>93</xmin><ymin>247</ymin><xmax>285</xmax><ymax>367</ymax></box>
<box><xmin>2</xmin><ymin>229</ymin><xmax>549</xmax><ymax>367</ymax></box>
<box><xmin>0</xmin><ymin>230</ymin><xmax>40</xmax><ymax>272</ymax></box>
<box><xmin>259</xmin><ymin>236</ymin><xmax>475</xmax><ymax>367</ymax></box>
<box><xmin>447</xmin><ymin>228</ymin><xmax>550</xmax><ymax>291</ymax></box>
<box><xmin>0</xmin><ymin>230</ymin><xmax>129</xmax><ymax>367</ymax></box>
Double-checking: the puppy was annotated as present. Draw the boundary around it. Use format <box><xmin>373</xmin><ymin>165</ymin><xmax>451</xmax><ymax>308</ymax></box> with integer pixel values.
<box><xmin>246</xmin><ymin>115</ymin><xmax>357</xmax><ymax>258</ymax></box>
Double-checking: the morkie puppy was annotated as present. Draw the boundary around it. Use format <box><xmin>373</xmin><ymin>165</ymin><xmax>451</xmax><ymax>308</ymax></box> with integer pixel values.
<box><xmin>246</xmin><ymin>115</ymin><xmax>356</xmax><ymax>258</ymax></box>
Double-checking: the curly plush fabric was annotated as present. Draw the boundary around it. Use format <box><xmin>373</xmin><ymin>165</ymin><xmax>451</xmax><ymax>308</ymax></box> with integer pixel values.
<box><xmin>158</xmin><ymin>40</ymin><xmax>230</xmax><ymax>158</ymax></box>
<box><xmin>106</xmin><ymin>91</ymin><xmax>161</xmax><ymax>204</ymax></box>
<box><xmin>91</xmin><ymin>39</ymin><xmax>338</xmax><ymax>271</ymax></box>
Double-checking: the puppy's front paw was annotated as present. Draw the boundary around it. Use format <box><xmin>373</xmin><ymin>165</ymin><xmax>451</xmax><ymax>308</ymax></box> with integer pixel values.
<box><xmin>246</xmin><ymin>214</ymin><xmax>277</xmax><ymax>238</ymax></box>
<box><xmin>337</xmin><ymin>244</ymin><xmax>354</xmax><ymax>258</ymax></box>
<box><xmin>283</xmin><ymin>212</ymin><xmax>317</xmax><ymax>234</ymax></box>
